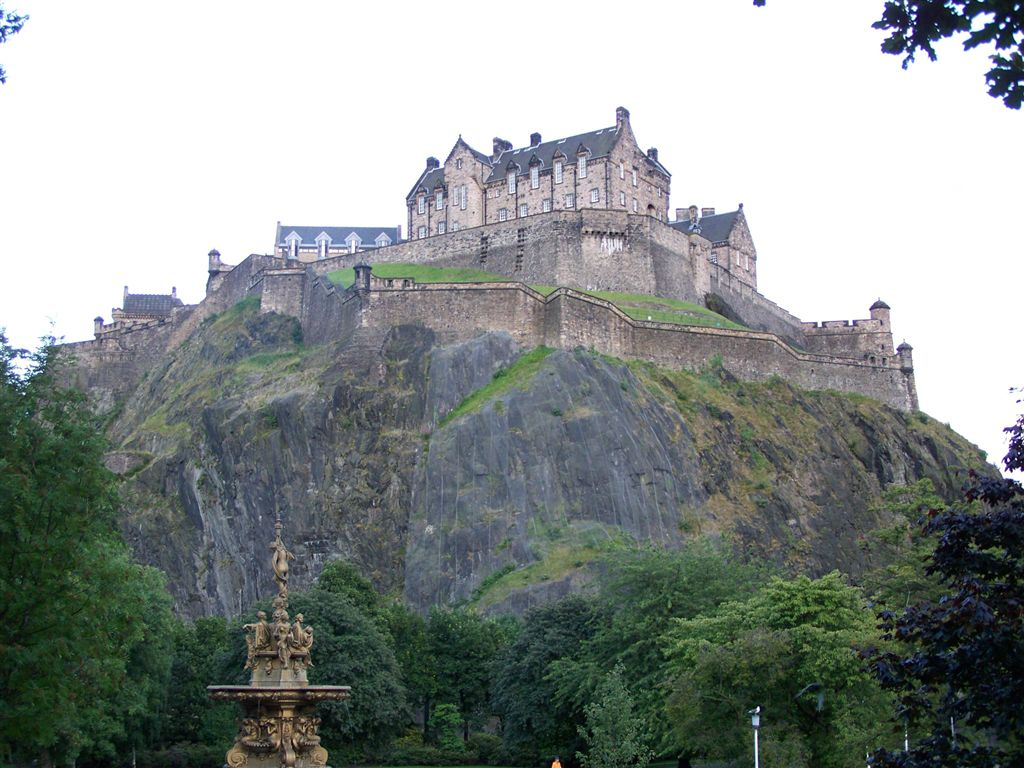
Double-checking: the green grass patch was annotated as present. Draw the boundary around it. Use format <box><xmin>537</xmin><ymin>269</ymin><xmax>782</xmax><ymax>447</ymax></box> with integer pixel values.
<box><xmin>439</xmin><ymin>347</ymin><xmax>554</xmax><ymax>427</ymax></box>
<box><xmin>327</xmin><ymin>263</ymin><xmax>515</xmax><ymax>288</ymax></box>
<box><xmin>585</xmin><ymin>290</ymin><xmax>744</xmax><ymax>330</ymax></box>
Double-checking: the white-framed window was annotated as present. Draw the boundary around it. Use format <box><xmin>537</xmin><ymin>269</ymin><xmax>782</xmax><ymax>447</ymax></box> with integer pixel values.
<box><xmin>317</xmin><ymin>238</ymin><xmax>330</xmax><ymax>259</ymax></box>
<box><xmin>590</xmin><ymin>188</ymin><xmax>599</xmax><ymax>203</ymax></box>
<box><xmin>657</xmin><ymin>187</ymin><xmax>662</xmax><ymax>198</ymax></box>
<box><xmin>632</xmin><ymin>169</ymin><xmax>638</xmax><ymax>187</ymax></box>
<box><xmin>499</xmin><ymin>208</ymin><xmax>508</xmax><ymax>221</ymax></box>
<box><xmin>375</xmin><ymin>234</ymin><xmax>391</xmax><ymax>248</ymax></box>
<box><xmin>507</xmin><ymin>171</ymin><xmax>516</xmax><ymax>194</ymax></box>
<box><xmin>347</xmin><ymin>234</ymin><xmax>361</xmax><ymax>254</ymax></box>
<box><xmin>452</xmin><ymin>221</ymin><xmax>460</xmax><ymax>232</ymax></box>
<box><xmin>554</xmin><ymin>160</ymin><xmax>563</xmax><ymax>184</ymax></box>
<box><xmin>578</xmin><ymin>155</ymin><xmax>587</xmax><ymax>178</ymax></box>
<box><xmin>417</xmin><ymin>195</ymin><xmax>425</xmax><ymax>214</ymax></box>
<box><xmin>435</xmin><ymin>190</ymin><xmax>443</xmax><ymax>210</ymax></box>
<box><xmin>710</xmin><ymin>253</ymin><xmax>718</xmax><ymax>265</ymax></box>
<box><xmin>438</xmin><ymin>222</ymin><xmax>446</xmax><ymax>234</ymax></box>
<box><xmin>565</xmin><ymin>193</ymin><xmax>575</xmax><ymax>208</ymax></box>
<box><xmin>417</xmin><ymin>225</ymin><xmax>427</xmax><ymax>238</ymax></box>
<box><xmin>530</xmin><ymin>166</ymin><xmax>539</xmax><ymax>189</ymax></box>
<box><xmin>619</xmin><ymin>191</ymin><xmax>626</xmax><ymax>206</ymax></box>
<box><xmin>288</xmin><ymin>238</ymin><xmax>299</xmax><ymax>260</ymax></box>
<box><xmin>519</xmin><ymin>203</ymin><xmax>528</xmax><ymax>217</ymax></box>
<box><xmin>542</xmin><ymin>198</ymin><xmax>552</xmax><ymax>212</ymax></box>
<box><xmin>632</xmin><ymin>199</ymin><xmax>638</xmax><ymax>213</ymax></box>
<box><xmin>619</xmin><ymin>162</ymin><xmax>624</xmax><ymax>179</ymax></box>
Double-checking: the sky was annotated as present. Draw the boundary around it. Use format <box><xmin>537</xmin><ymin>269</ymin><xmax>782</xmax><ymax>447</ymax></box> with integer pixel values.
<box><xmin>1</xmin><ymin>1</ymin><xmax>1020</xmax><ymax>472</ymax></box>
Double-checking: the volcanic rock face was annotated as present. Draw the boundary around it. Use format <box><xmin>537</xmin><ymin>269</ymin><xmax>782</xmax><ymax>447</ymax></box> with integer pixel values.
<box><xmin>100</xmin><ymin>302</ymin><xmax>990</xmax><ymax>617</ymax></box>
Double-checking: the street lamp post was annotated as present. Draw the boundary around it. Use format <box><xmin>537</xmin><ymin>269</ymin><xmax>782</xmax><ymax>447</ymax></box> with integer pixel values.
<box><xmin>749</xmin><ymin>706</ymin><xmax>761</xmax><ymax>768</ymax></box>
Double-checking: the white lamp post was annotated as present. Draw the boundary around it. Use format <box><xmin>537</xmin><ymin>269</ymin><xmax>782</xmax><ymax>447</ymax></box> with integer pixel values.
<box><xmin>749</xmin><ymin>706</ymin><xmax>761</xmax><ymax>768</ymax></box>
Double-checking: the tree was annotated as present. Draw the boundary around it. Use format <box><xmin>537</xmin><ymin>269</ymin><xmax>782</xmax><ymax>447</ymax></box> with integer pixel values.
<box><xmin>666</xmin><ymin>572</ymin><xmax>895</xmax><ymax>768</ymax></box>
<box><xmin>384</xmin><ymin>603</ymin><xmax>436</xmax><ymax>738</ymax></box>
<box><xmin>0</xmin><ymin>4</ymin><xmax>27</xmax><ymax>84</ymax></box>
<box><xmin>753</xmin><ymin>1</ymin><xmax>1024</xmax><ymax>109</ymax></box>
<box><xmin>0</xmin><ymin>334</ymin><xmax>175</xmax><ymax>765</ymax></box>
<box><xmin>575</xmin><ymin>664</ymin><xmax>653</xmax><ymax>768</ymax></box>
<box><xmin>866</xmin><ymin>405</ymin><xmax>1024</xmax><ymax>767</ymax></box>
<box><xmin>492</xmin><ymin>595</ymin><xmax>603</xmax><ymax>765</ymax></box>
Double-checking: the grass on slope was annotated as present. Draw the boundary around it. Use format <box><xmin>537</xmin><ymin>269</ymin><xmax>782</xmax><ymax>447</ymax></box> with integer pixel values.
<box><xmin>326</xmin><ymin>263</ymin><xmax>740</xmax><ymax>328</ymax></box>
<box><xmin>438</xmin><ymin>347</ymin><xmax>554</xmax><ymax>427</ymax></box>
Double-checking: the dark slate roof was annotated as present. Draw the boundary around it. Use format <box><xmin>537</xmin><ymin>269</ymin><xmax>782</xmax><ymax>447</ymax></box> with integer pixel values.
<box><xmin>670</xmin><ymin>209</ymin><xmax>741</xmax><ymax>245</ymax></box>
<box><xmin>278</xmin><ymin>225</ymin><xmax>401</xmax><ymax>246</ymax></box>
<box><xmin>485</xmin><ymin>125</ymin><xmax>623</xmax><ymax>182</ymax></box>
<box><xmin>870</xmin><ymin>299</ymin><xmax>890</xmax><ymax>310</ymax></box>
<box><xmin>406</xmin><ymin>166</ymin><xmax>447</xmax><ymax>200</ymax></box>
<box><xmin>122</xmin><ymin>293</ymin><xmax>183</xmax><ymax>316</ymax></box>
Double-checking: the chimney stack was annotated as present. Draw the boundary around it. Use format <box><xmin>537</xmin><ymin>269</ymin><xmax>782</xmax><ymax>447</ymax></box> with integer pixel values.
<box><xmin>530</xmin><ymin>132</ymin><xmax>542</xmax><ymax>147</ymax></box>
<box><xmin>688</xmin><ymin>204</ymin><xmax>699</xmax><ymax>221</ymax></box>
<box><xmin>647</xmin><ymin>147</ymin><xmax>658</xmax><ymax>161</ymax></box>
<box><xmin>492</xmin><ymin>137</ymin><xmax>512</xmax><ymax>160</ymax></box>
<box><xmin>171</xmin><ymin>286</ymin><xmax>177</xmax><ymax>299</ymax></box>
<box><xmin>701</xmin><ymin>207</ymin><xmax>715</xmax><ymax>218</ymax></box>
<box><xmin>123</xmin><ymin>285</ymin><xmax>129</xmax><ymax>301</ymax></box>
<box><xmin>675</xmin><ymin>208</ymin><xmax>688</xmax><ymax>222</ymax></box>
<box><xmin>426</xmin><ymin>156</ymin><xmax>440</xmax><ymax>170</ymax></box>
<box><xmin>615</xmin><ymin>106</ymin><xmax>630</xmax><ymax>127</ymax></box>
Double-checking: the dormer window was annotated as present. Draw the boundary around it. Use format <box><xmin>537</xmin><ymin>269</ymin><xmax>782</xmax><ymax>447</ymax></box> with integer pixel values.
<box><xmin>345</xmin><ymin>233</ymin><xmax>362</xmax><ymax>254</ymax></box>
<box><xmin>286</xmin><ymin>232</ymin><xmax>300</xmax><ymax>260</ymax></box>
<box><xmin>435</xmin><ymin>190</ymin><xmax>443</xmax><ymax>210</ymax></box>
<box><xmin>315</xmin><ymin>232</ymin><xmax>332</xmax><ymax>260</ymax></box>
<box><xmin>507</xmin><ymin>171</ymin><xmax>516</xmax><ymax>195</ymax></box>
<box><xmin>554</xmin><ymin>160</ymin><xmax>564</xmax><ymax>184</ymax></box>
<box><xmin>375</xmin><ymin>233</ymin><xmax>392</xmax><ymax>248</ymax></box>
<box><xmin>417</xmin><ymin>195</ymin><xmax>425</xmax><ymax>214</ymax></box>
<box><xmin>530</xmin><ymin>166</ymin><xmax>539</xmax><ymax>189</ymax></box>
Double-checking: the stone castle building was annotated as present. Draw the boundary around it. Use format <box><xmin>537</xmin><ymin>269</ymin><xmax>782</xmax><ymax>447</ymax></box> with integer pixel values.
<box><xmin>407</xmin><ymin>107</ymin><xmax>671</xmax><ymax>239</ymax></box>
<box><xmin>68</xmin><ymin>107</ymin><xmax>919</xmax><ymax>415</ymax></box>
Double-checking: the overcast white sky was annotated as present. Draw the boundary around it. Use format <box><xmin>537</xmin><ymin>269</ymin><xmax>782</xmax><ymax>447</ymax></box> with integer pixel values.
<box><xmin>1</xmin><ymin>1</ymin><xmax>1020</xmax><ymax>472</ymax></box>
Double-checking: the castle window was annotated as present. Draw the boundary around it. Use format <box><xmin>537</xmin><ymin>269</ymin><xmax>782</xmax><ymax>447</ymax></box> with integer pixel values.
<box><xmin>619</xmin><ymin>162</ymin><xmax>624</xmax><ymax>179</ymax></box>
<box><xmin>288</xmin><ymin>238</ymin><xmax>299</xmax><ymax>260</ymax></box>
<box><xmin>435</xmin><ymin>191</ymin><xmax>443</xmax><ymax>210</ymax></box>
<box><xmin>632</xmin><ymin>199</ymin><xmax>638</xmax><ymax>212</ymax></box>
<box><xmin>316</xmin><ymin>234</ymin><xmax>331</xmax><ymax>260</ymax></box>
<box><xmin>554</xmin><ymin>160</ymin><xmax>563</xmax><ymax>184</ymax></box>
<box><xmin>507</xmin><ymin>171</ymin><xmax>516</xmax><ymax>194</ymax></box>
<box><xmin>590</xmin><ymin>188</ymin><xmax>599</xmax><ymax>204</ymax></box>
<box><xmin>456</xmin><ymin>158</ymin><xmax>463</xmax><ymax>169</ymax></box>
<box><xmin>417</xmin><ymin>195</ymin><xmax>425</xmax><ymax>214</ymax></box>
<box><xmin>438</xmin><ymin>222</ymin><xmax>446</xmax><ymax>234</ymax></box>
<box><xmin>375</xmin><ymin>233</ymin><xmax>392</xmax><ymax>248</ymax></box>
<box><xmin>578</xmin><ymin>155</ymin><xmax>587</xmax><ymax>178</ymax></box>
<box><xmin>542</xmin><ymin>198</ymin><xmax>552</xmax><ymax>213</ymax></box>
<box><xmin>565</xmin><ymin>194</ymin><xmax>575</xmax><ymax>208</ymax></box>
<box><xmin>417</xmin><ymin>225</ymin><xmax>427</xmax><ymax>239</ymax></box>
<box><xmin>499</xmin><ymin>208</ymin><xmax>508</xmax><ymax>222</ymax></box>
<box><xmin>710</xmin><ymin>253</ymin><xmax>718</xmax><ymax>265</ymax></box>
<box><xmin>632</xmin><ymin>168</ymin><xmax>638</xmax><ymax>187</ymax></box>
<box><xmin>460</xmin><ymin>185</ymin><xmax>467</xmax><ymax>210</ymax></box>
<box><xmin>519</xmin><ymin>203</ymin><xmax>528</xmax><ymax>217</ymax></box>
<box><xmin>452</xmin><ymin>221</ymin><xmax>460</xmax><ymax>232</ymax></box>
<box><xmin>619</xmin><ymin>191</ymin><xmax>626</xmax><ymax>206</ymax></box>
<box><xmin>530</xmin><ymin>166</ymin><xmax>539</xmax><ymax>189</ymax></box>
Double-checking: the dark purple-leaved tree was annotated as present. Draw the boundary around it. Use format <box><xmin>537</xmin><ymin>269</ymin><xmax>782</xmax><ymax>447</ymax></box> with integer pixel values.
<box><xmin>865</xmin><ymin>392</ymin><xmax>1024</xmax><ymax>767</ymax></box>
<box><xmin>754</xmin><ymin>1</ymin><xmax>1024</xmax><ymax>109</ymax></box>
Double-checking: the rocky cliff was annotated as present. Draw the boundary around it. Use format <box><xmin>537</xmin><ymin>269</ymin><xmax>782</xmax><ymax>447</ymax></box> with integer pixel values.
<box><xmin>96</xmin><ymin>298</ymin><xmax>990</xmax><ymax>617</ymax></box>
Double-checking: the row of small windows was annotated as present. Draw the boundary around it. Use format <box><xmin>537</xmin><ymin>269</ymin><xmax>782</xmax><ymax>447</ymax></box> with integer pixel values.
<box><xmin>286</xmin><ymin>234</ymin><xmax>391</xmax><ymax>258</ymax></box>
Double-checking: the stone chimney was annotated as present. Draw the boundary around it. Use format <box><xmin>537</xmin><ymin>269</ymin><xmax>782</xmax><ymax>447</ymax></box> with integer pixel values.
<box><xmin>675</xmin><ymin>208</ymin><xmax>689</xmax><ymax>222</ymax></box>
<box><xmin>615</xmin><ymin>106</ymin><xmax>630</xmax><ymax>127</ymax></box>
<box><xmin>396</xmin><ymin>225</ymin><xmax>402</xmax><ymax>241</ymax></box>
<box><xmin>647</xmin><ymin>147</ymin><xmax>658</xmax><ymax>161</ymax></box>
<box><xmin>171</xmin><ymin>286</ymin><xmax>177</xmax><ymax>299</ymax></box>
<box><xmin>492</xmin><ymin>137</ymin><xmax>512</xmax><ymax>160</ymax></box>
<box><xmin>530</xmin><ymin>132</ymin><xmax>542</xmax><ymax>147</ymax></box>
<box><xmin>688</xmin><ymin>204</ymin><xmax>699</xmax><ymax>221</ymax></box>
<box><xmin>93</xmin><ymin>316</ymin><xmax>104</xmax><ymax>336</ymax></box>
<box><xmin>426</xmin><ymin>156</ymin><xmax>440</xmax><ymax>170</ymax></box>
<box><xmin>701</xmin><ymin>207</ymin><xmax>716</xmax><ymax>217</ymax></box>
<box><xmin>123</xmin><ymin>285</ymin><xmax>129</xmax><ymax>301</ymax></box>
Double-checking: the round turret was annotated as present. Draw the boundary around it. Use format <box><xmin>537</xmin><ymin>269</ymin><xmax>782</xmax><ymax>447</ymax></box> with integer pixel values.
<box><xmin>897</xmin><ymin>341</ymin><xmax>914</xmax><ymax>371</ymax></box>
<box><xmin>869</xmin><ymin>298</ymin><xmax>891</xmax><ymax>327</ymax></box>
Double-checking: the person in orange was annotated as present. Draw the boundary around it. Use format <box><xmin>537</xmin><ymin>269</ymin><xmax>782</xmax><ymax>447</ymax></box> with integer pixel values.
<box><xmin>552</xmin><ymin>757</ymin><xmax>562</xmax><ymax>768</ymax></box>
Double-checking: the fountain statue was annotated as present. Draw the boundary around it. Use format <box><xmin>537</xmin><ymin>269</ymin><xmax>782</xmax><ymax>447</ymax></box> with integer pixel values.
<box><xmin>208</xmin><ymin>515</ymin><xmax>350</xmax><ymax>768</ymax></box>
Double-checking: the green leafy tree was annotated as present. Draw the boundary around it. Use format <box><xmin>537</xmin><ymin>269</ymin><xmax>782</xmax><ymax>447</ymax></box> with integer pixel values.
<box><xmin>666</xmin><ymin>572</ymin><xmax>895</xmax><ymax>768</ymax></box>
<box><xmin>866</xmin><ymin>407</ymin><xmax>1024</xmax><ymax>767</ymax></box>
<box><xmin>492</xmin><ymin>594</ymin><xmax>604</xmax><ymax>765</ymax></box>
<box><xmin>754</xmin><ymin>0</ymin><xmax>1024</xmax><ymax>108</ymax></box>
<box><xmin>430</xmin><ymin>703</ymin><xmax>465</xmax><ymax>753</ymax></box>
<box><xmin>549</xmin><ymin>543</ymin><xmax>764</xmax><ymax>753</ymax></box>
<box><xmin>0</xmin><ymin>4</ymin><xmax>27</xmax><ymax>84</ymax></box>
<box><xmin>0</xmin><ymin>335</ymin><xmax>175</xmax><ymax>765</ymax></box>
<box><xmin>317</xmin><ymin>560</ymin><xmax>387</xmax><ymax>628</ymax></box>
<box><xmin>384</xmin><ymin>603</ymin><xmax>437</xmax><ymax>737</ymax></box>
<box><xmin>428</xmin><ymin>606</ymin><xmax>514</xmax><ymax>740</ymax></box>
<box><xmin>575</xmin><ymin>664</ymin><xmax>653</xmax><ymax>768</ymax></box>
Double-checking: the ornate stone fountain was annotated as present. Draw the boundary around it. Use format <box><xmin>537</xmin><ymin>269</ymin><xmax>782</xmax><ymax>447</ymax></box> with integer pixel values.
<box><xmin>208</xmin><ymin>516</ymin><xmax>350</xmax><ymax>768</ymax></box>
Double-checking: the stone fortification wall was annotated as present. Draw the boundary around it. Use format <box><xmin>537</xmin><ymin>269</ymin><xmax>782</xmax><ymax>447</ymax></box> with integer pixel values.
<box><xmin>802</xmin><ymin>318</ymin><xmax>894</xmax><ymax>361</ymax></box>
<box><xmin>299</xmin><ymin>269</ymin><xmax>363</xmax><ymax>346</ymax></box>
<box><xmin>707</xmin><ymin>263</ymin><xmax>806</xmax><ymax>346</ymax></box>
<box><xmin>322</xmin><ymin>276</ymin><xmax>916</xmax><ymax>411</ymax></box>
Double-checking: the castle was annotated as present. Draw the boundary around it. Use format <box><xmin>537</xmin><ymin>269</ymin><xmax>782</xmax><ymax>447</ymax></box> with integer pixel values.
<box><xmin>69</xmin><ymin>107</ymin><xmax>918</xmax><ymax>414</ymax></box>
